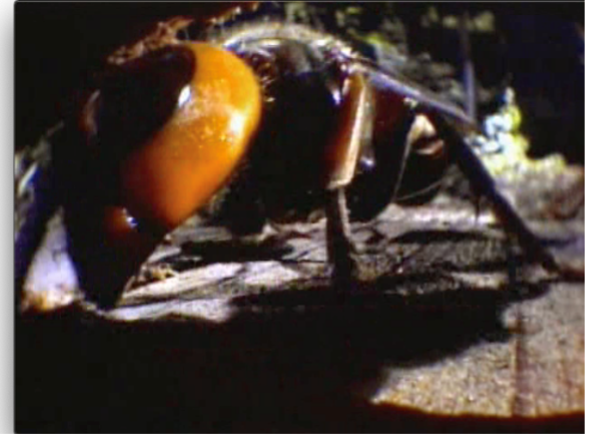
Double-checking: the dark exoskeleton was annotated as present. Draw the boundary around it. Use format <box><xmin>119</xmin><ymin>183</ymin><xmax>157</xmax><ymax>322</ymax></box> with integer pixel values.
<box><xmin>199</xmin><ymin>23</ymin><xmax>561</xmax><ymax>290</ymax></box>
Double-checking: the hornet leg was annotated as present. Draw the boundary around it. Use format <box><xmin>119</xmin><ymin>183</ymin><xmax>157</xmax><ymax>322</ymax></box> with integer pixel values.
<box><xmin>323</xmin><ymin>71</ymin><xmax>372</xmax><ymax>291</ymax></box>
<box><xmin>428</xmin><ymin>111</ymin><xmax>560</xmax><ymax>274</ymax></box>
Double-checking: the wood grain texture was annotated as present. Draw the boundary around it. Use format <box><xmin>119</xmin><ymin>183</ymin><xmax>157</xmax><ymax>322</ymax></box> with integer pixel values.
<box><xmin>17</xmin><ymin>163</ymin><xmax>583</xmax><ymax>432</ymax></box>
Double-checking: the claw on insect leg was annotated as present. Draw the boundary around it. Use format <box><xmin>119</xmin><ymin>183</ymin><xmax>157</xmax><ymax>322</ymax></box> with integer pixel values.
<box><xmin>326</xmin><ymin>188</ymin><xmax>362</xmax><ymax>292</ymax></box>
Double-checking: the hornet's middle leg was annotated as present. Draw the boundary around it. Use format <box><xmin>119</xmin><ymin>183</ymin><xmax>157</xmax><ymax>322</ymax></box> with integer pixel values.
<box><xmin>323</xmin><ymin>71</ymin><xmax>372</xmax><ymax>290</ymax></box>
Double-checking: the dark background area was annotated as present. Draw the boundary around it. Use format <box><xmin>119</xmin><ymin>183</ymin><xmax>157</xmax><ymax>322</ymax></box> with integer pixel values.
<box><xmin>16</xmin><ymin>295</ymin><xmax>584</xmax><ymax>432</ymax></box>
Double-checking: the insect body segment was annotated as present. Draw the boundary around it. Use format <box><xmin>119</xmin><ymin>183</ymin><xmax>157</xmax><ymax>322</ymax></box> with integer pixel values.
<box><xmin>121</xmin><ymin>42</ymin><xmax>262</xmax><ymax>230</ymax></box>
<box><xmin>63</xmin><ymin>41</ymin><xmax>263</xmax><ymax>306</ymax></box>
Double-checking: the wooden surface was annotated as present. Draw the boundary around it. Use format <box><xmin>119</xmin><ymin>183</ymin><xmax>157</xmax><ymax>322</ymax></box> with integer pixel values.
<box><xmin>17</xmin><ymin>162</ymin><xmax>584</xmax><ymax>432</ymax></box>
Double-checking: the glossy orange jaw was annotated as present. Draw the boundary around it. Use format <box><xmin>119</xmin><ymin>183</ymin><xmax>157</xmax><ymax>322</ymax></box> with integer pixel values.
<box><xmin>121</xmin><ymin>42</ymin><xmax>262</xmax><ymax>230</ymax></box>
